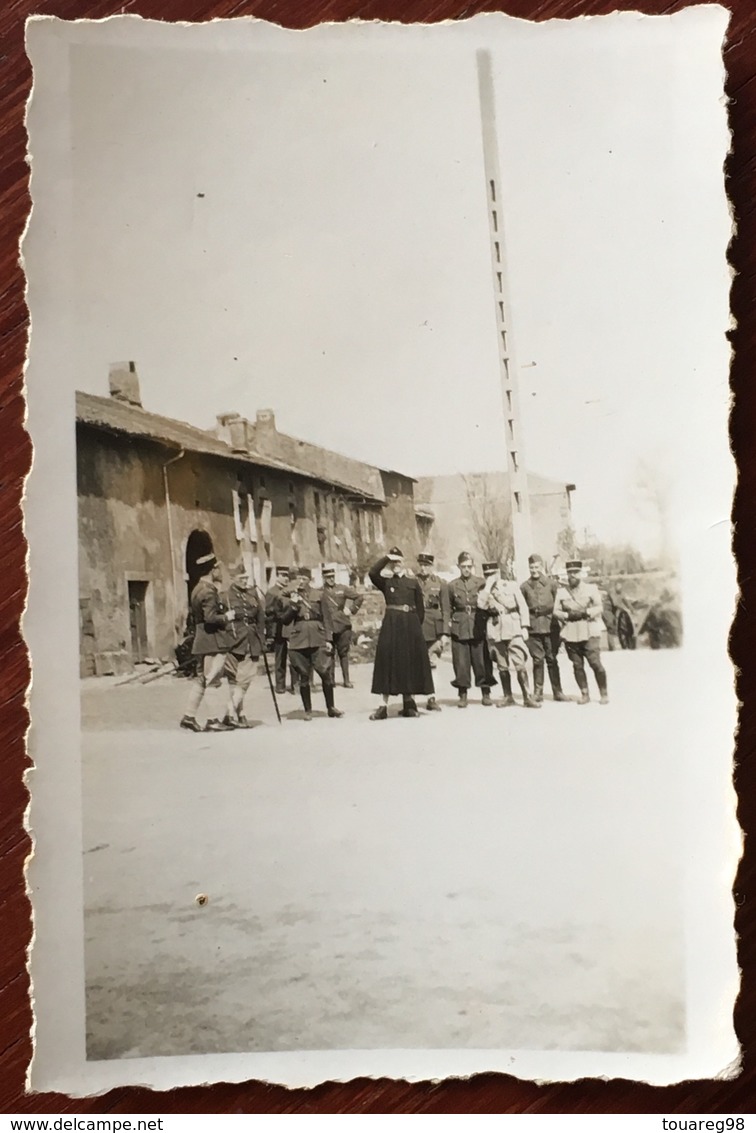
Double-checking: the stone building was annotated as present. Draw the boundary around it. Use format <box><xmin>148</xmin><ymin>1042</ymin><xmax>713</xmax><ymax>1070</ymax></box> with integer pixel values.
<box><xmin>77</xmin><ymin>364</ymin><xmax>422</xmax><ymax>676</ymax></box>
<box><xmin>413</xmin><ymin>470</ymin><xmax>576</xmax><ymax>574</ymax></box>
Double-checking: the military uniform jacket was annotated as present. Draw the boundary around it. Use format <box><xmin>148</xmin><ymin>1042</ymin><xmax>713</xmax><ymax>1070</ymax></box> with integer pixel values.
<box><xmin>322</xmin><ymin>582</ymin><xmax>364</xmax><ymax>632</ymax></box>
<box><xmin>226</xmin><ymin>582</ymin><xmax>266</xmax><ymax>658</ymax></box>
<box><xmin>520</xmin><ymin>576</ymin><xmax>559</xmax><ymax>635</ymax></box>
<box><xmin>477</xmin><ymin>578</ymin><xmax>530</xmax><ymax>642</ymax></box>
<box><xmin>418</xmin><ymin>574</ymin><xmax>450</xmax><ymax>642</ymax></box>
<box><xmin>265</xmin><ymin>581</ymin><xmax>292</xmax><ymax>642</ymax></box>
<box><xmin>448</xmin><ymin>574</ymin><xmax>486</xmax><ymax>641</ymax></box>
<box><xmin>190</xmin><ymin>578</ymin><xmax>233</xmax><ymax>656</ymax></box>
<box><xmin>281</xmin><ymin>586</ymin><xmax>335</xmax><ymax>650</ymax></box>
<box><xmin>554</xmin><ymin>582</ymin><xmax>604</xmax><ymax>642</ymax></box>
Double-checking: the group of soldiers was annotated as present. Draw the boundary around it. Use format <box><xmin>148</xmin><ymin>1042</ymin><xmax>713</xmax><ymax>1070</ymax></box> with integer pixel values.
<box><xmin>401</xmin><ymin>549</ymin><xmax>608</xmax><ymax>714</ymax></box>
<box><xmin>178</xmin><ymin>545</ymin><xmax>608</xmax><ymax>733</ymax></box>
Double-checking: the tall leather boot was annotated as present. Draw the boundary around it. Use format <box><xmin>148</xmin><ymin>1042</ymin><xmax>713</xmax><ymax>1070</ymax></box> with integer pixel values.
<box><xmin>575</xmin><ymin>670</ymin><xmax>590</xmax><ymax>704</ymax></box>
<box><xmin>497</xmin><ymin>671</ymin><xmax>515</xmax><ymax>707</ymax></box>
<box><xmin>518</xmin><ymin>671</ymin><xmax>541</xmax><ymax>708</ymax></box>
<box><xmin>323</xmin><ymin>682</ymin><xmax>343</xmax><ymax>718</ymax></box>
<box><xmin>341</xmin><ymin>656</ymin><xmax>353</xmax><ymax>689</ymax></box>
<box><xmin>596</xmin><ymin>668</ymin><xmax>609</xmax><ymax>705</ymax></box>
<box><xmin>550</xmin><ymin>665</ymin><xmax>569</xmax><ymax>701</ymax></box>
<box><xmin>300</xmin><ymin>683</ymin><xmax>313</xmax><ymax>720</ymax></box>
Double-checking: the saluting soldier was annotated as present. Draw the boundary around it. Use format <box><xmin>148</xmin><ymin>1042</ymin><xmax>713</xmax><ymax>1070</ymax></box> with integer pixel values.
<box><xmin>180</xmin><ymin>552</ymin><xmax>237</xmax><ymax>733</ymax></box>
<box><xmin>221</xmin><ymin>561</ymin><xmax>267</xmax><ymax>729</ymax></box>
<box><xmin>477</xmin><ymin>562</ymin><xmax>539</xmax><ymax>708</ymax></box>
<box><xmin>368</xmin><ymin>547</ymin><xmax>434</xmax><ymax>719</ymax></box>
<box><xmin>554</xmin><ymin>559</ymin><xmax>609</xmax><ymax>705</ymax></box>
<box><xmin>281</xmin><ymin>567</ymin><xmax>344</xmax><ymax>722</ymax></box>
<box><xmin>415</xmin><ymin>552</ymin><xmax>450</xmax><ymax>711</ymax></box>
<box><xmin>265</xmin><ymin>565</ymin><xmax>294</xmax><ymax>695</ymax></box>
<box><xmin>520</xmin><ymin>553</ymin><xmax>568</xmax><ymax>703</ymax></box>
<box><xmin>448</xmin><ymin>551</ymin><xmax>495</xmax><ymax>708</ymax></box>
<box><xmin>321</xmin><ymin>563</ymin><xmax>364</xmax><ymax>688</ymax></box>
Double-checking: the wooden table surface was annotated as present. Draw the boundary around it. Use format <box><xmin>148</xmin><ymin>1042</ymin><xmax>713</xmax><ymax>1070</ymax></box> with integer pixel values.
<box><xmin>1</xmin><ymin>0</ymin><xmax>753</xmax><ymax>1114</ymax></box>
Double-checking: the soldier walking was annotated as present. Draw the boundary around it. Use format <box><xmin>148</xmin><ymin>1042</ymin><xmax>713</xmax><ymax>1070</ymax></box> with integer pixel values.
<box><xmin>554</xmin><ymin>559</ymin><xmax>609</xmax><ymax>705</ymax></box>
<box><xmin>520</xmin><ymin>553</ymin><xmax>568</xmax><ymax>703</ymax></box>
<box><xmin>477</xmin><ymin>562</ymin><xmax>539</xmax><ymax>708</ymax></box>
<box><xmin>179</xmin><ymin>552</ymin><xmax>237</xmax><ymax>733</ymax></box>
<box><xmin>222</xmin><ymin>560</ymin><xmax>267</xmax><ymax>729</ymax></box>
<box><xmin>265</xmin><ymin>565</ymin><xmax>294</xmax><ymax>695</ymax></box>
<box><xmin>368</xmin><ymin>547</ymin><xmax>434</xmax><ymax>719</ymax></box>
<box><xmin>321</xmin><ymin>563</ymin><xmax>364</xmax><ymax>688</ymax></box>
<box><xmin>415</xmin><ymin>552</ymin><xmax>450</xmax><ymax>711</ymax></box>
<box><xmin>281</xmin><ymin>567</ymin><xmax>344</xmax><ymax>722</ymax></box>
<box><xmin>448</xmin><ymin>551</ymin><xmax>495</xmax><ymax>708</ymax></box>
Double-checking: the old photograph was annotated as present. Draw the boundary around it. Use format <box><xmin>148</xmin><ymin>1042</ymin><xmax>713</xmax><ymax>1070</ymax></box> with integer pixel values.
<box><xmin>23</xmin><ymin>10</ymin><xmax>736</xmax><ymax>1092</ymax></box>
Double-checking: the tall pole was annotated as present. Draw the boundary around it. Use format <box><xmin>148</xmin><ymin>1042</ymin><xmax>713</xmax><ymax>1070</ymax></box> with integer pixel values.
<box><xmin>477</xmin><ymin>50</ymin><xmax>533</xmax><ymax>579</ymax></box>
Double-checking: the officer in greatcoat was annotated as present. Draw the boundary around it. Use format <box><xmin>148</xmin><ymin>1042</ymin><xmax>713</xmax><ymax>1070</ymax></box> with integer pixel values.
<box><xmin>222</xmin><ymin>560</ymin><xmax>267</xmax><ymax>729</ymax></box>
<box><xmin>280</xmin><ymin>567</ymin><xmax>344</xmax><ymax>722</ymax></box>
<box><xmin>321</xmin><ymin>563</ymin><xmax>364</xmax><ymax>688</ymax></box>
<box><xmin>265</xmin><ymin>565</ymin><xmax>295</xmax><ymax>694</ymax></box>
<box><xmin>415</xmin><ymin>552</ymin><xmax>450</xmax><ymax>711</ymax></box>
<box><xmin>180</xmin><ymin>552</ymin><xmax>237</xmax><ymax>733</ymax></box>
<box><xmin>554</xmin><ymin>559</ymin><xmax>609</xmax><ymax>704</ymax></box>
<box><xmin>520</xmin><ymin>553</ymin><xmax>568</xmax><ymax>702</ymax></box>
<box><xmin>477</xmin><ymin>561</ymin><xmax>539</xmax><ymax>708</ymax></box>
<box><xmin>448</xmin><ymin>552</ymin><xmax>495</xmax><ymax>708</ymax></box>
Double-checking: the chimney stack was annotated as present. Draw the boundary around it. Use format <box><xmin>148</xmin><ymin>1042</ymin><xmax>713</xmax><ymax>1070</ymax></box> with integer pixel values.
<box><xmin>109</xmin><ymin>361</ymin><xmax>142</xmax><ymax>408</ymax></box>
<box><xmin>215</xmin><ymin>412</ymin><xmax>249</xmax><ymax>454</ymax></box>
<box><xmin>256</xmin><ymin>409</ymin><xmax>276</xmax><ymax>432</ymax></box>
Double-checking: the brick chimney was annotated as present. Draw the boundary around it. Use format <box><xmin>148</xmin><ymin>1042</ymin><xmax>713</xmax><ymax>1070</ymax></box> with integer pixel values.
<box><xmin>253</xmin><ymin>409</ymin><xmax>278</xmax><ymax>456</ymax></box>
<box><xmin>215</xmin><ymin>412</ymin><xmax>249</xmax><ymax>454</ymax></box>
<box><xmin>109</xmin><ymin>362</ymin><xmax>142</xmax><ymax>407</ymax></box>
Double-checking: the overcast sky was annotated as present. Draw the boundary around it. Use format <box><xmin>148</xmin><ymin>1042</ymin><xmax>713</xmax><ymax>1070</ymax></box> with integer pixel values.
<box><xmin>68</xmin><ymin>14</ymin><xmax>729</xmax><ymax>555</ymax></box>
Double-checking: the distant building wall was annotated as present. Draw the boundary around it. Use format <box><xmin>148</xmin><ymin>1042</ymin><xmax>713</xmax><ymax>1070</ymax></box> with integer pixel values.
<box><xmin>414</xmin><ymin>471</ymin><xmax>574</xmax><ymax>574</ymax></box>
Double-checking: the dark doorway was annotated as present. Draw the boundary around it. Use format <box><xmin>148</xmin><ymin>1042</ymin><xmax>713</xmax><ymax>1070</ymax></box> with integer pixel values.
<box><xmin>185</xmin><ymin>529</ymin><xmax>214</xmax><ymax>604</ymax></box>
<box><xmin>128</xmin><ymin>580</ymin><xmax>149</xmax><ymax>663</ymax></box>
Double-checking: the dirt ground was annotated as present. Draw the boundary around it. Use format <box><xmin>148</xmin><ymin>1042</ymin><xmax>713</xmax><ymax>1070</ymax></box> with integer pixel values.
<box><xmin>81</xmin><ymin>649</ymin><xmax>686</xmax><ymax>1060</ymax></box>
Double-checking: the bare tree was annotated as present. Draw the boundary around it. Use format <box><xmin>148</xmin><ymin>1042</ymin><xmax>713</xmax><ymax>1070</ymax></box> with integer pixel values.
<box><xmin>463</xmin><ymin>474</ymin><xmax>513</xmax><ymax>568</ymax></box>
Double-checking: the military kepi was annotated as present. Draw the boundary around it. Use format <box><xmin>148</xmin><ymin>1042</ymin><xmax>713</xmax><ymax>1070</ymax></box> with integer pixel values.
<box><xmin>417</xmin><ymin>553</ymin><xmax>434</xmax><ymax>565</ymax></box>
<box><xmin>566</xmin><ymin>559</ymin><xmax>583</xmax><ymax>571</ymax></box>
<box><xmin>482</xmin><ymin>561</ymin><xmax>500</xmax><ymax>576</ymax></box>
<box><xmin>388</xmin><ymin>546</ymin><xmax>404</xmax><ymax>557</ymax></box>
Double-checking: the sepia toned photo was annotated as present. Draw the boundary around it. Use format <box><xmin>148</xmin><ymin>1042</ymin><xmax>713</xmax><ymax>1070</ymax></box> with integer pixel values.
<box><xmin>23</xmin><ymin>10</ymin><xmax>737</xmax><ymax>1093</ymax></box>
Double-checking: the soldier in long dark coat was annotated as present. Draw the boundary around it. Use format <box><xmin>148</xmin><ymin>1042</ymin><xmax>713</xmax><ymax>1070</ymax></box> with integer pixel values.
<box><xmin>448</xmin><ymin>551</ymin><xmax>495</xmax><ymax>707</ymax></box>
<box><xmin>369</xmin><ymin>547</ymin><xmax>434</xmax><ymax>720</ymax></box>
<box><xmin>415</xmin><ymin>552</ymin><xmax>450</xmax><ymax>711</ymax></box>
<box><xmin>222</xmin><ymin>560</ymin><xmax>267</xmax><ymax>728</ymax></box>
<box><xmin>280</xmin><ymin>567</ymin><xmax>344</xmax><ymax>722</ymax></box>
<box><xmin>180</xmin><ymin>553</ymin><xmax>237</xmax><ymax>732</ymax></box>
<box><xmin>321</xmin><ymin>563</ymin><xmax>364</xmax><ymax>688</ymax></box>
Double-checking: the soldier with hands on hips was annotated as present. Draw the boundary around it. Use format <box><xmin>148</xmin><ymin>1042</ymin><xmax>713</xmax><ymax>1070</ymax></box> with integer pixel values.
<box><xmin>321</xmin><ymin>563</ymin><xmax>364</xmax><ymax>688</ymax></box>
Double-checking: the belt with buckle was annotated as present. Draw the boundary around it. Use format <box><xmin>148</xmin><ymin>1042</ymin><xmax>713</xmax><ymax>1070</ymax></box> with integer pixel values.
<box><xmin>387</xmin><ymin>604</ymin><xmax>412</xmax><ymax>612</ymax></box>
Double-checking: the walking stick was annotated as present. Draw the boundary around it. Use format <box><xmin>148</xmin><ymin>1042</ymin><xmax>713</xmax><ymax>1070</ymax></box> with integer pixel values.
<box><xmin>262</xmin><ymin>646</ymin><xmax>282</xmax><ymax>724</ymax></box>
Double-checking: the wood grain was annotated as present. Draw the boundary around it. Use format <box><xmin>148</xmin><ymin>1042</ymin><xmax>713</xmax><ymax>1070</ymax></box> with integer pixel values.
<box><xmin>1</xmin><ymin>0</ymin><xmax>752</xmax><ymax>1114</ymax></box>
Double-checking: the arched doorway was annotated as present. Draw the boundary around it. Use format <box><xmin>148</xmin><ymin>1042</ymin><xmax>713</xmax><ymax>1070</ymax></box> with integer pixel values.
<box><xmin>185</xmin><ymin>529</ymin><xmax>214</xmax><ymax>606</ymax></box>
